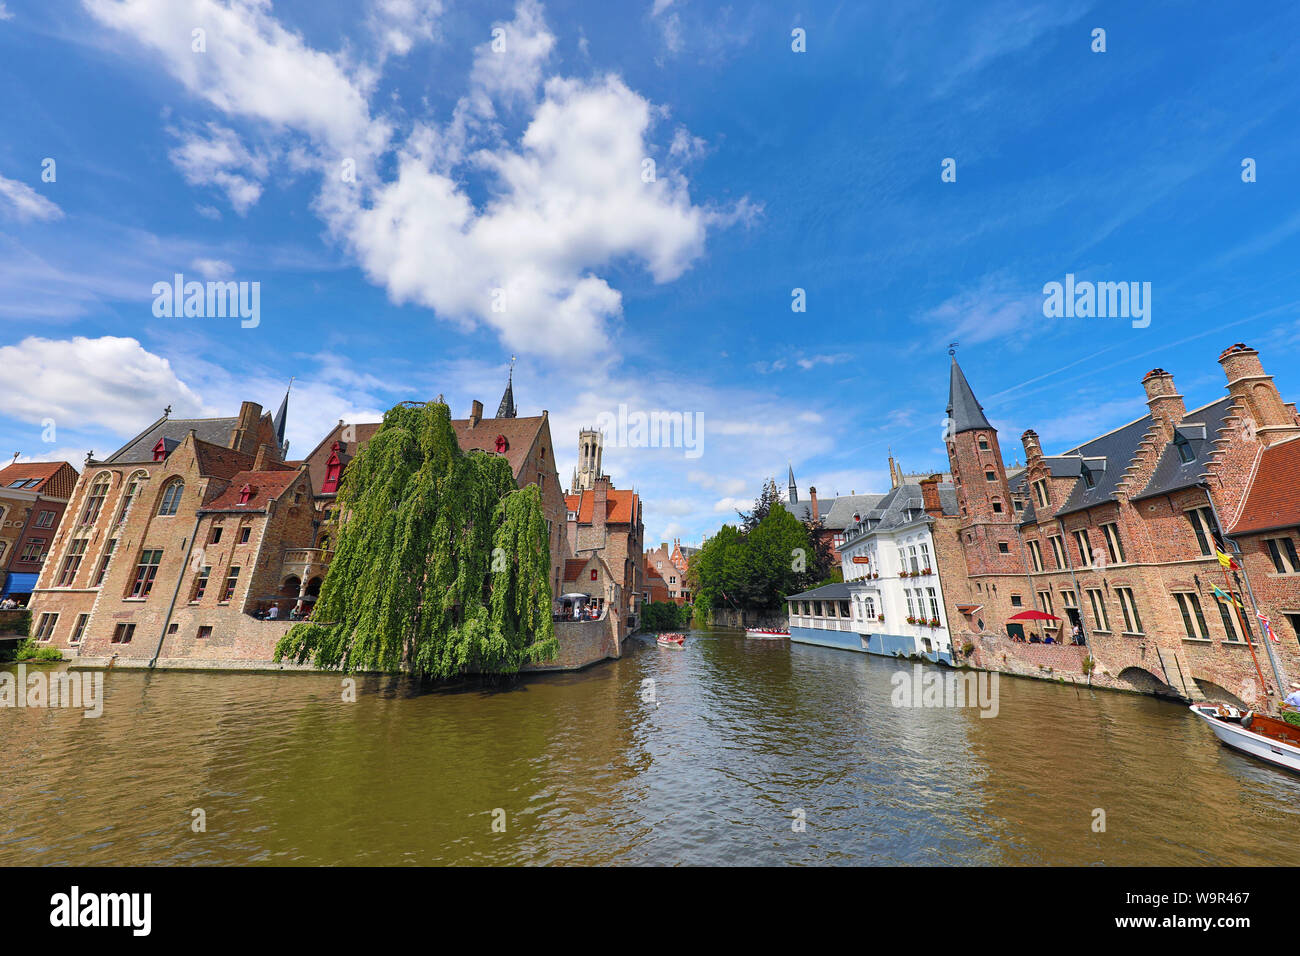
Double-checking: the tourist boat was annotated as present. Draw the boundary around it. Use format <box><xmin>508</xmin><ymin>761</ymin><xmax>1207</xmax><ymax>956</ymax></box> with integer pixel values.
<box><xmin>1190</xmin><ymin>703</ymin><xmax>1300</xmax><ymax>774</ymax></box>
<box><xmin>745</xmin><ymin>627</ymin><xmax>790</xmax><ymax>639</ymax></box>
<box><xmin>656</xmin><ymin>632</ymin><xmax>686</xmax><ymax>647</ymax></box>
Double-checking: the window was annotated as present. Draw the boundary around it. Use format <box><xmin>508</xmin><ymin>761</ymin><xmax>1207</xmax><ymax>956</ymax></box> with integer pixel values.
<box><xmin>1073</xmin><ymin>529</ymin><xmax>1093</xmax><ymax>567</ymax></box>
<box><xmin>221</xmin><ymin>566</ymin><xmax>241</xmax><ymax>603</ymax></box>
<box><xmin>1175</xmin><ymin>592</ymin><xmax>1209</xmax><ymax>640</ymax></box>
<box><xmin>70</xmin><ymin>614</ymin><xmax>89</xmax><ymax>645</ymax></box>
<box><xmin>590</xmin><ymin>569</ymin><xmax>597</xmax><ymax>581</ymax></box>
<box><xmin>240</xmin><ymin>527</ymin><xmax>251</xmax><ymax>544</ymax></box>
<box><xmin>131</xmin><ymin>549</ymin><xmax>164</xmax><ymax>597</ymax></box>
<box><xmin>1014</xmin><ymin>498</ymin><xmax>1025</xmax><ymax>512</ymax></box>
<box><xmin>905</xmin><ymin>590</ymin><xmax>917</xmax><ymax>618</ymax></box>
<box><xmin>978</xmin><ymin>437</ymin><xmax>990</xmax><ymax>450</ymax></box>
<box><xmin>152</xmin><ymin>438</ymin><xmax>168</xmax><ymax>461</ymax></box>
<box><xmin>210</xmin><ymin>526</ymin><xmax>223</xmax><ymax>544</ymax></box>
<box><xmin>81</xmin><ymin>472</ymin><xmax>110</xmax><ymax>525</ymax></box>
<box><xmin>197</xmin><ymin>626</ymin><xmax>212</xmax><ymax>640</ymax></box>
<box><xmin>192</xmin><ymin>565</ymin><xmax>211</xmax><ymax>602</ymax></box>
<box><xmin>1049</xmin><ymin>536</ymin><xmax>1067</xmax><ymax>569</ymax></box>
<box><xmin>1186</xmin><ymin>506</ymin><xmax>1217</xmax><ymax>557</ymax></box>
<box><xmin>985</xmin><ymin>470</ymin><xmax>997</xmax><ymax>482</ymax></box>
<box><xmin>1117</xmin><ymin>588</ymin><xmax>1143</xmax><ymax>633</ymax></box>
<box><xmin>56</xmin><ymin>538</ymin><xmax>88</xmax><ymax>587</ymax></box>
<box><xmin>1266</xmin><ymin>537</ymin><xmax>1299</xmax><ymax>574</ymax></box>
<box><xmin>1037</xmin><ymin>590</ymin><xmax>1054</xmax><ymax>617</ymax></box>
<box><xmin>927</xmin><ymin>588</ymin><xmax>940</xmax><ymax>620</ymax></box>
<box><xmin>93</xmin><ymin>539</ymin><xmax>116</xmax><ymax>587</ymax></box>
<box><xmin>1086</xmin><ymin>588</ymin><xmax>1110</xmax><ymax>631</ymax></box>
<box><xmin>1174</xmin><ymin>432</ymin><xmax>1194</xmax><ymax>463</ymax></box>
<box><xmin>19</xmin><ymin>538</ymin><xmax>45</xmax><ymax>563</ymax></box>
<box><xmin>919</xmin><ymin>542</ymin><xmax>930</xmax><ymax>569</ymax></box>
<box><xmin>1011</xmin><ymin>594</ymin><xmax>1023</xmax><ymax>607</ymax></box>
<box><xmin>1081</xmin><ymin>465</ymin><xmax>1095</xmax><ymax>490</ymax></box>
<box><xmin>158</xmin><ymin>480</ymin><xmax>185</xmax><ymax>516</ymax></box>
<box><xmin>897</xmin><ymin>547</ymin><xmax>907</xmax><ymax>573</ymax></box>
<box><xmin>997</xmin><ymin>541</ymin><xmax>1010</xmax><ymax>553</ymax></box>
<box><xmin>1061</xmin><ymin>589</ymin><xmax>1077</xmax><ymax>611</ymax></box>
<box><xmin>1027</xmin><ymin>539</ymin><xmax>1044</xmax><ymax>573</ymax></box>
<box><xmin>35</xmin><ymin>510</ymin><xmax>55</xmax><ymax>528</ymax></box>
<box><xmin>1215</xmin><ymin>591</ymin><xmax>1252</xmax><ymax>644</ymax></box>
<box><xmin>34</xmin><ymin>612</ymin><xmax>59</xmax><ymax>641</ymax></box>
<box><xmin>909</xmin><ymin>545</ymin><xmax>919</xmax><ymax>573</ymax></box>
<box><xmin>1033</xmin><ymin>479</ymin><xmax>1050</xmax><ymax>509</ymax></box>
<box><xmin>992</xmin><ymin>500</ymin><xmax>1003</xmax><ymax>513</ymax></box>
<box><xmin>111</xmin><ymin>622</ymin><xmax>136</xmax><ymax>644</ymax></box>
<box><xmin>1101</xmin><ymin>523</ymin><xmax>1125</xmax><ymax>565</ymax></box>
<box><xmin>117</xmin><ymin>472</ymin><xmax>145</xmax><ymax>524</ymax></box>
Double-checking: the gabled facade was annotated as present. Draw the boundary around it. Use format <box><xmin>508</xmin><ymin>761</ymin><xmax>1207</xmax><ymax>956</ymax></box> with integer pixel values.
<box><xmin>0</xmin><ymin>460</ymin><xmax>79</xmax><ymax>601</ymax></box>
<box><xmin>565</xmin><ymin>475</ymin><xmax>644</xmax><ymax>631</ymax></box>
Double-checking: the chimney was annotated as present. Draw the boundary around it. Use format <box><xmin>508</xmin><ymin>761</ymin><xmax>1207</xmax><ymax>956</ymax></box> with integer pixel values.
<box><xmin>1141</xmin><ymin>368</ymin><xmax>1186</xmax><ymax>440</ymax></box>
<box><xmin>230</xmin><ymin>401</ymin><xmax>264</xmax><ymax>455</ymax></box>
<box><xmin>593</xmin><ymin>475</ymin><xmax>610</xmax><ymax>545</ymax></box>
<box><xmin>920</xmin><ymin>474</ymin><xmax>943</xmax><ymax>516</ymax></box>
<box><xmin>1218</xmin><ymin>343</ymin><xmax>1300</xmax><ymax>446</ymax></box>
<box><xmin>469</xmin><ymin>400</ymin><xmax>483</xmax><ymax>428</ymax></box>
<box><xmin>253</xmin><ymin>444</ymin><xmax>269</xmax><ymax>470</ymax></box>
<box><xmin>1021</xmin><ymin>429</ymin><xmax>1042</xmax><ymax>463</ymax></box>
<box><xmin>809</xmin><ymin>486</ymin><xmax>820</xmax><ymax>525</ymax></box>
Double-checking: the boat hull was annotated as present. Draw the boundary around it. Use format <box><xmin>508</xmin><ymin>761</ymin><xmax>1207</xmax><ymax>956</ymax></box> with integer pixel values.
<box><xmin>1191</xmin><ymin>704</ymin><xmax>1300</xmax><ymax>774</ymax></box>
<box><xmin>745</xmin><ymin>628</ymin><xmax>789</xmax><ymax>639</ymax></box>
<box><xmin>788</xmin><ymin>625</ymin><xmax>954</xmax><ymax>665</ymax></box>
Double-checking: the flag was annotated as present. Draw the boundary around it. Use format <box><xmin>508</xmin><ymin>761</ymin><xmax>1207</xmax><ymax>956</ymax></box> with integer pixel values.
<box><xmin>1212</xmin><ymin>585</ymin><xmax>1242</xmax><ymax>608</ymax></box>
<box><xmin>1215</xmin><ymin>546</ymin><xmax>1240</xmax><ymax>571</ymax></box>
<box><xmin>1257</xmin><ymin>611</ymin><xmax>1280</xmax><ymax>644</ymax></box>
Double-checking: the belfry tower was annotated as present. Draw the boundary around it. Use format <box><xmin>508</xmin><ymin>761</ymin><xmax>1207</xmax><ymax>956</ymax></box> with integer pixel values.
<box><xmin>571</xmin><ymin>428</ymin><xmax>604</xmax><ymax>493</ymax></box>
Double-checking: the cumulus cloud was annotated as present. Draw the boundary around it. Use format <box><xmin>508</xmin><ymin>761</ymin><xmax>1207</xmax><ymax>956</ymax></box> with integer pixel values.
<box><xmin>0</xmin><ymin>173</ymin><xmax>62</xmax><ymax>222</ymax></box>
<box><xmin>368</xmin><ymin>0</ymin><xmax>443</xmax><ymax>59</ymax></box>
<box><xmin>190</xmin><ymin>257</ymin><xmax>234</xmax><ymax>279</ymax></box>
<box><xmin>0</xmin><ymin>336</ymin><xmax>207</xmax><ymax>434</ymax></box>
<box><xmin>168</xmin><ymin>123</ymin><xmax>268</xmax><ymax>214</ymax></box>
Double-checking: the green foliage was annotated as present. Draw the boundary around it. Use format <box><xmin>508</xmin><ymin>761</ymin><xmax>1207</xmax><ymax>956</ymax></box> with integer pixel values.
<box><xmin>275</xmin><ymin>401</ymin><xmax>557</xmax><ymax>678</ymax></box>
<box><xmin>1283</xmin><ymin>711</ymin><xmax>1300</xmax><ymax>728</ymax></box>
<box><xmin>690</xmin><ymin>501</ymin><xmax>818</xmax><ymax>616</ymax></box>
<box><xmin>641</xmin><ymin>601</ymin><xmax>691</xmax><ymax>632</ymax></box>
<box><xmin>9</xmin><ymin>638</ymin><xmax>64</xmax><ymax>662</ymax></box>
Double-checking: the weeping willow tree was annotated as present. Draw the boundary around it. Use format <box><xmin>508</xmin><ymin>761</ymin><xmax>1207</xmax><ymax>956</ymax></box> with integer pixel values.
<box><xmin>275</xmin><ymin>401</ymin><xmax>557</xmax><ymax>677</ymax></box>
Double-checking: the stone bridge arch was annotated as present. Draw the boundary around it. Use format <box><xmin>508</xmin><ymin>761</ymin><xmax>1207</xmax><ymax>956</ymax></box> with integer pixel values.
<box><xmin>1116</xmin><ymin>665</ymin><xmax>1183</xmax><ymax>699</ymax></box>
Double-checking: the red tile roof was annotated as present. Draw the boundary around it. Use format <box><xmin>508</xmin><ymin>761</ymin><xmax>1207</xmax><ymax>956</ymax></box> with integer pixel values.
<box><xmin>193</xmin><ymin>439</ymin><xmax>258</xmax><ymax>481</ymax></box>
<box><xmin>203</xmin><ymin>470</ymin><xmax>306</xmax><ymax>512</ymax></box>
<box><xmin>562</xmin><ymin>558</ymin><xmax>591</xmax><ymax>582</ymax></box>
<box><xmin>568</xmin><ymin>488</ymin><xmax>640</xmax><ymax>525</ymax></box>
<box><xmin>1230</xmin><ymin>438</ymin><xmax>1300</xmax><ymax>534</ymax></box>
<box><xmin>0</xmin><ymin>461</ymin><xmax>78</xmax><ymax>499</ymax></box>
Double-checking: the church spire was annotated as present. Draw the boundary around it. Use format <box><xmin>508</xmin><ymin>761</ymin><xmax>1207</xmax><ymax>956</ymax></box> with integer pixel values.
<box><xmin>787</xmin><ymin>464</ymin><xmax>798</xmax><ymax>503</ymax></box>
<box><xmin>496</xmin><ymin>356</ymin><xmax>517</xmax><ymax>419</ymax></box>
<box><xmin>272</xmin><ymin>377</ymin><xmax>293</xmax><ymax>458</ymax></box>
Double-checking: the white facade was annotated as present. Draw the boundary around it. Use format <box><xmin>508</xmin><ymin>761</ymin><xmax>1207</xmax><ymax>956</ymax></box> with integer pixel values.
<box><xmin>838</xmin><ymin>516</ymin><xmax>953</xmax><ymax>659</ymax></box>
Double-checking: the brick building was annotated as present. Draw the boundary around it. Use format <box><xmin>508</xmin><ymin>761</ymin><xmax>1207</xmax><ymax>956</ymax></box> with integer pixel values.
<box><xmin>644</xmin><ymin>541</ymin><xmax>689</xmax><ymax>604</ymax></box>
<box><xmin>0</xmin><ymin>460</ymin><xmax>79</xmax><ymax>604</ymax></box>
<box><xmin>940</xmin><ymin>344</ymin><xmax>1300</xmax><ymax>706</ymax></box>
<box><xmin>565</xmin><ymin>475</ymin><xmax>644</xmax><ymax>632</ymax></box>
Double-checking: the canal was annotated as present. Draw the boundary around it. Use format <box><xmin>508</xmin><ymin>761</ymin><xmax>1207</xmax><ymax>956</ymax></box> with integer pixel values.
<box><xmin>2</xmin><ymin>626</ymin><xmax>1296</xmax><ymax>866</ymax></box>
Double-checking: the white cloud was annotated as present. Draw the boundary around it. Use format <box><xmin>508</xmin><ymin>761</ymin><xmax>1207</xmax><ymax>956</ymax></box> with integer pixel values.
<box><xmin>168</xmin><ymin>123</ymin><xmax>267</xmax><ymax>214</ymax></box>
<box><xmin>470</xmin><ymin>0</ymin><xmax>555</xmax><ymax>109</ymax></box>
<box><xmin>0</xmin><ymin>3</ymin><xmax>13</xmax><ymax>21</ymax></box>
<box><xmin>0</xmin><ymin>336</ymin><xmax>207</xmax><ymax>434</ymax></box>
<box><xmin>0</xmin><ymin>173</ymin><xmax>63</xmax><ymax>222</ymax></box>
<box><xmin>190</xmin><ymin>257</ymin><xmax>234</xmax><ymax>279</ymax></box>
<box><xmin>796</xmin><ymin>353</ymin><xmax>849</xmax><ymax>370</ymax></box>
<box><xmin>368</xmin><ymin>0</ymin><xmax>442</xmax><ymax>59</ymax></box>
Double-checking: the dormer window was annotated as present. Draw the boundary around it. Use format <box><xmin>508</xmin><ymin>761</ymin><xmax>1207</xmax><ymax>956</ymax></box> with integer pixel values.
<box><xmin>322</xmin><ymin>443</ymin><xmax>342</xmax><ymax>493</ymax></box>
<box><xmin>1174</xmin><ymin>432</ymin><xmax>1195</xmax><ymax>464</ymax></box>
<box><xmin>495</xmin><ymin>434</ymin><xmax>508</xmax><ymax>454</ymax></box>
<box><xmin>1081</xmin><ymin>465</ymin><xmax>1095</xmax><ymax>489</ymax></box>
<box><xmin>237</xmin><ymin>484</ymin><xmax>253</xmax><ymax>505</ymax></box>
<box><xmin>152</xmin><ymin>438</ymin><xmax>168</xmax><ymax>462</ymax></box>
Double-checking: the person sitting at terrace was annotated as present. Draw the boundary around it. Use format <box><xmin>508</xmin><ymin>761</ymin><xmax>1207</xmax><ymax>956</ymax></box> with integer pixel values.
<box><xmin>267</xmin><ymin>604</ymin><xmax>280</xmax><ymax>620</ymax></box>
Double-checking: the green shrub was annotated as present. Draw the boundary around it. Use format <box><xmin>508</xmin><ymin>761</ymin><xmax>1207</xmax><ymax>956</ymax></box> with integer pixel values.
<box><xmin>14</xmin><ymin>639</ymin><xmax>63</xmax><ymax>662</ymax></box>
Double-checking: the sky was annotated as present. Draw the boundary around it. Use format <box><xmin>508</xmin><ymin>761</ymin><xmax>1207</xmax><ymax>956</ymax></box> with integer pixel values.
<box><xmin>1</xmin><ymin>0</ymin><xmax>1298</xmax><ymax>548</ymax></box>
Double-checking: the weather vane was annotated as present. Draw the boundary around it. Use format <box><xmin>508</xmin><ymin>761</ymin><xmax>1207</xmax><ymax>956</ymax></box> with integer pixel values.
<box><xmin>948</xmin><ymin>341</ymin><xmax>958</xmax><ymax>356</ymax></box>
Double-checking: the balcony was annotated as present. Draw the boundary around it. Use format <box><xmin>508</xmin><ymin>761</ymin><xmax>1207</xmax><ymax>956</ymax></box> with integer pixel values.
<box><xmin>282</xmin><ymin>548</ymin><xmax>333</xmax><ymax>577</ymax></box>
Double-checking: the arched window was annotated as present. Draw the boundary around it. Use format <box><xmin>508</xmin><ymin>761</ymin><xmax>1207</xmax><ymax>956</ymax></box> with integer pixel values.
<box><xmin>80</xmin><ymin>473</ymin><xmax>110</xmax><ymax>525</ymax></box>
<box><xmin>117</xmin><ymin>471</ymin><xmax>147</xmax><ymax>525</ymax></box>
<box><xmin>158</xmin><ymin>480</ymin><xmax>184</xmax><ymax>516</ymax></box>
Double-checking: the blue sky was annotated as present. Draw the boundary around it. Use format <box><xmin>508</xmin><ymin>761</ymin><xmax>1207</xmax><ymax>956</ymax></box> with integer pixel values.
<box><xmin>1</xmin><ymin>0</ymin><xmax>1298</xmax><ymax>547</ymax></box>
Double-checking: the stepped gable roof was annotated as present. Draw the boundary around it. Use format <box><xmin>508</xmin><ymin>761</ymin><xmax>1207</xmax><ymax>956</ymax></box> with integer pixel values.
<box><xmin>201</xmin><ymin>469</ymin><xmax>305</xmax><ymax>512</ymax></box>
<box><xmin>106</xmin><ymin>414</ymin><xmax>240</xmax><ymax>463</ymax></box>
<box><xmin>0</xmin><ymin>461</ymin><xmax>78</xmax><ymax>499</ymax></box>
<box><xmin>786</xmin><ymin>581</ymin><xmax>852</xmax><ymax>601</ymax></box>
<box><xmin>946</xmin><ymin>356</ymin><xmax>992</xmax><ymax>435</ymax></box>
<box><xmin>1051</xmin><ymin>414</ymin><xmax>1152</xmax><ymax>518</ymax></box>
<box><xmin>1229</xmin><ymin>436</ymin><xmax>1300</xmax><ymax>535</ymax></box>
<box><xmin>1132</xmin><ymin>397</ymin><xmax>1234</xmax><ymax>502</ymax></box>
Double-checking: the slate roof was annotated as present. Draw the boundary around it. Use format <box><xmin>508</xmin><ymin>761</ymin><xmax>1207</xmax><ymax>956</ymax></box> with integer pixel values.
<box><xmin>1051</xmin><ymin>415</ymin><xmax>1152</xmax><ymax>518</ymax></box>
<box><xmin>786</xmin><ymin>581</ymin><xmax>852</xmax><ymax>601</ymax></box>
<box><xmin>841</xmin><ymin>482</ymin><xmax>958</xmax><ymax>546</ymax></box>
<box><xmin>787</xmin><ymin>493</ymin><xmax>887</xmax><ymax>529</ymax></box>
<box><xmin>106</xmin><ymin>415</ymin><xmax>240</xmax><ymax>463</ymax></box>
<box><xmin>1229</xmin><ymin>436</ymin><xmax>1300</xmax><ymax>534</ymax></box>
<box><xmin>947</xmin><ymin>357</ymin><xmax>992</xmax><ymax>435</ymax></box>
<box><xmin>1132</xmin><ymin>398</ymin><xmax>1234</xmax><ymax>502</ymax></box>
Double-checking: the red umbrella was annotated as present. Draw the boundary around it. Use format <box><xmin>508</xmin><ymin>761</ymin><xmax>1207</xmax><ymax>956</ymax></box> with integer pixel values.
<box><xmin>1007</xmin><ymin>609</ymin><xmax>1061</xmax><ymax>622</ymax></box>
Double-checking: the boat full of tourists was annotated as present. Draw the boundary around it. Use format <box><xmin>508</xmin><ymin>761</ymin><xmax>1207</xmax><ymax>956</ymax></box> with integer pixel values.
<box><xmin>1190</xmin><ymin>703</ymin><xmax>1300</xmax><ymax>774</ymax></box>
<box><xmin>656</xmin><ymin>632</ymin><xmax>686</xmax><ymax>647</ymax></box>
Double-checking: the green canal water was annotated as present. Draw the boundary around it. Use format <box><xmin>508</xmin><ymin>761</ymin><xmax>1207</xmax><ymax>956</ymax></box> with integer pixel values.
<box><xmin>1</xmin><ymin>626</ymin><xmax>1296</xmax><ymax>865</ymax></box>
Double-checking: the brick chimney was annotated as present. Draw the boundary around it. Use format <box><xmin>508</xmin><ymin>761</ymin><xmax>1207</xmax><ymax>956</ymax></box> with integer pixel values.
<box><xmin>1218</xmin><ymin>343</ymin><xmax>1300</xmax><ymax>446</ymax></box>
<box><xmin>809</xmin><ymin>486</ymin><xmax>820</xmax><ymax>526</ymax></box>
<box><xmin>230</xmin><ymin>401</ymin><xmax>264</xmax><ymax>455</ymax></box>
<box><xmin>920</xmin><ymin>474</ymin><xmax>943</xmax><ymax>516</ymax></box>
<box><xmin>1021</xmin><ymin>429</ymin><xmax>1042</xmax><ymax>463</ymax></box>
<box><xmin>593</xmin><ymin>475</ymin><xmax>610</xmax><ymax>546</ymax></box>
<box><xmin>1141</xmin><ymin>368</ymin><xmax>1185</xmax><ymax>440</ymax></box>
<box><xmin>468</xmin><ymin>399</ymin><xmax>483</xmax><ymax>428</ymax></box>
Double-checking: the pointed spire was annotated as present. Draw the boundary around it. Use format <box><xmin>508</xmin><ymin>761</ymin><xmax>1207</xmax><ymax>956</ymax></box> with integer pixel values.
<box><xmin>946</xmin><ymin>354</ymin><xmax>992</xmax><ymax>436</ymax></box>
<box><xmin>272</xmin><ymin>377</ymin><xmax>293</xmax><ymax>457</ymax></box>
<box><xmin>787</xmin><ymin>463</ymin><xmax>798</xmax><ymax>503</ymax></box>
<box><xmin>496</xmin><ymin>356</ymin><xmax>517</xmax><ymax>419</ymax></box>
